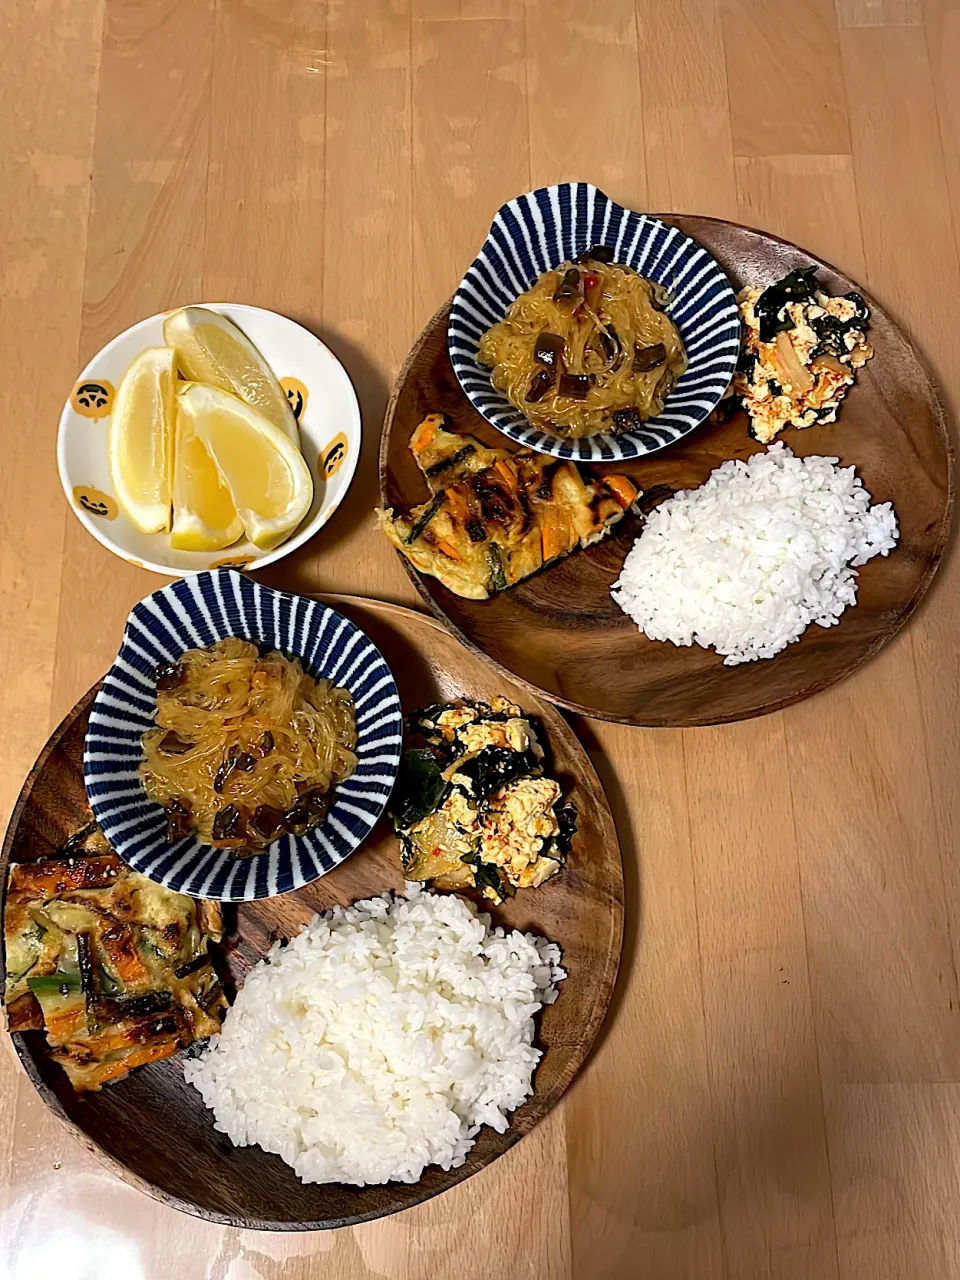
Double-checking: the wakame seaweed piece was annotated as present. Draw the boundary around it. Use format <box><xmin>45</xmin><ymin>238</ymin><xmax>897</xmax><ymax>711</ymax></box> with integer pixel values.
<box><xmin>397</xmin><ymin>831</ymin><xmax>418</xmax><ymax>871</ymax></box>
<box><xmin>454</xmin><ymin>745</ymin><xmax>542</xmax><ymax>803</ymax></box>
<box><xmin>453</xmin><ymin>700</ymin><xmax>520</xmax><ymax>726</ymax></box>
<box><xmin>711</xmin><ymin>395</ymin><xmax>741</xmax><ymax>424</ymax></box>
<box><xmin>425</xmin><ymin>443</ymin><xmax>476</xmax><ymax>478</ymax></box>
<box><xmin>534</xmin><ymin>332</ymin><xmax>564</xmax><ymax>368</ymax></box>
<box><xmin>737</xmin><ymin>348</ymin><xmax>758</xmax><ymax>381</ymax></box>
<box><xmin>487</xmin><ymin>543</ymin><xmax>508</xmax><ymax>592</ymax></box>
<box><xmin>472</xmin><ymin>859</ymin><xmax>512</xmax><ymax>898</ymax></box>
<box><xmin>810</xmin><ymin>312</ymin><xmax>848</xmax><ymax>357</ymax></box>
<box><xmin>548</xmin><ymin>804</ymin><xmax>578</xmax><ymax>859</ymax></box>
<box><xmin>526</xmin><ymin>368</ymin><xmax>555</xmax><ymax>402</ymax></box>
<box><xmin>391</xmin><ymin>748</ymin><xmax>450</xmax><ymax>830</ymax></box>
<box><xmin>465</xmin><ymin>517</ymin><xmax>486</xmax><ymax>544</ymax></box>
<box><xmin>413</xmin><ymin>700</ymin><xmax>457</xmax><ymax>726</ymax></box>
<box><xmin>812</xmin><ymin>300</ymin><xmax>870</xmax><ymax>359</ymax></box>
<box><xmin>845</xmin><ymin>291</ymin><xmax>870</xmax><ymax>323</ymax></box>
<box><xmin>755</xmin><ymin>266</ymin><xmax>819</xmax><ymax>342</ymax></box>
<box><xmin>405</xmin><ymin>490</ymin><xmax>446</xmax><ymax>544</ymax></box>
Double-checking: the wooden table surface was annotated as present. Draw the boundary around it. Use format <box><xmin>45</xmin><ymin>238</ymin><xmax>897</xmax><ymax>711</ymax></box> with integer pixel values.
<box><xmin>2</xmin><ymin>2</ymin><xmax>958</xmax><ymax>1277</ymax></box>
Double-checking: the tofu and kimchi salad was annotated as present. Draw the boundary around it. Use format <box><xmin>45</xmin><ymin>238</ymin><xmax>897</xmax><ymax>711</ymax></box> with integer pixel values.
<box><xmin>389</xmin><ymin>696</ymin><xmax>576</xmax><ymax>904</ymax></box>
<box><xmin>731</xmin><ymin>267</ymin><xmax>874</xmax><ymax>443</ymax></box>
<box><xmin>4</xmin><ymin>821</ymin><xmax>226</xmax><ymax>1091</ymax></box>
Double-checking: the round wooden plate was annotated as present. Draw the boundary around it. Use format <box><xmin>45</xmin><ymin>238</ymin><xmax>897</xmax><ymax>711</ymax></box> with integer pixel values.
<box><xmin>0</xmin><ymin>597</ymin><xmax>623</xmax><ymax>1230</ymax></box>
<box><xmin>380</xmin><ymin>217</ymin><xmax>954</xmax><ymax>726</ymax></box>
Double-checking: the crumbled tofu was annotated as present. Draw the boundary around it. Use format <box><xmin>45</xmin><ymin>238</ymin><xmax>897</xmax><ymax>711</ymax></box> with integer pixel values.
<box><xmin>435</xmin><ymin>705</ymin><xmax>479</xmax><ymax>733</ymax></box>
<box><xmin>824</xmin><ymin>295</ymin><xmax>858</xmax><ymax>322</ymax></box>
<box><xmin>480</xmin><ymin>777</ymin><xmax>562</xmax><ymax>886</ymax></box>
<box><xmin>785</xmin><ymin>303</ymin><xmax>818</xmax><ymax>363</ymax></box>
<box><xmin>490</xmin><ymin>695</ymin><xmax>522</xmax><ymax>717</ymax></box>
<box><xmin>515</xmin><ymin>857</ymin><xmax>561</xmax><ymax>889</ymax></box>
<box><xmin>458</xmin><ymin>716</ymin><xmax>532</xmax><ymax>756</ymax></box>
<box><xmin>397</xmin><ymin>697</ymin><xmax>572</xmax><ymax>902</ymax></box>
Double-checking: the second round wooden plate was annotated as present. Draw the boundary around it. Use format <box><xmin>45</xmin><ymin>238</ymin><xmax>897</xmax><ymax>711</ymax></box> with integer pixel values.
<box><xmin>380</xmin><ymin>216</ymin><xmax>954</xmax><ymax>726</ymax></box>
<box><xmin>1</xmin><ymin>597</ymin><xmax>623</xmax><ymax>1230</ymax></box>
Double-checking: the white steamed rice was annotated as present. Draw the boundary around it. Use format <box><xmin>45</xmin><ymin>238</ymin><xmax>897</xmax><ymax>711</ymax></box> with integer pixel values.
<box><xmin>612</xmin><ymin>443</ymin><xmax>899</xmax><ymax>665</ymax></box>
<box><xmin>184</xmin><ymin>883</ymin><xmax>565</xmax><ymax>1186</ymax></box>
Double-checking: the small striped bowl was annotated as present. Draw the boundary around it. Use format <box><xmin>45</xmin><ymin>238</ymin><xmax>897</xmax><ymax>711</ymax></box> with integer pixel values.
<box><xmin>83</xmin><ymin>571</ymin><xmax>403</xmax><ymax>901</ymax></box>
<box><xmin>448</xmin><ymin>182</ymin><xmax>741</xmax><ymax>462</ymax></box>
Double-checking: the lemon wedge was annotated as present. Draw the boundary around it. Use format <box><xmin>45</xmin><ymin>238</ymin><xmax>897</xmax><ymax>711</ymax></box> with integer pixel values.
<box><xmin>109</xmin><ymin>346</ymin><xmax>176</xmax><ymax>533</ymax></box>
<box><xmin>171</xmin><ymin>406</ymin><xmax>245</xmax><ymax>552</ymax></box>
<box><xmin>163</xmin><ymin>307</ymin><xmax>299</xmax><ymax>444</ymax></box>
<box><xmin>177</xmin><ymin>383</ymin><xmax>313</xmax><ymax>550</ymax></box>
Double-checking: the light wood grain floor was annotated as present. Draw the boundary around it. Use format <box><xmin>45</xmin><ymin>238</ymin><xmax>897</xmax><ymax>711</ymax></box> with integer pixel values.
<box><xmin>2</xmin><ymin>2</ymin><xmax>959</xmax><ymax>1277</ymax></box>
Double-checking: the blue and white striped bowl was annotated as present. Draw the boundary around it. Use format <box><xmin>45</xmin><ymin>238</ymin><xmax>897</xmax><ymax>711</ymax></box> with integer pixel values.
<box><xmin>83</xmin><ymin>571</ymin><xmax>403</xmax><ymax>901</ymax></box>
<box><xmin>448</xmin><ymin>183</ymin><xmax>741</xmax><ymax>462</ymax></box>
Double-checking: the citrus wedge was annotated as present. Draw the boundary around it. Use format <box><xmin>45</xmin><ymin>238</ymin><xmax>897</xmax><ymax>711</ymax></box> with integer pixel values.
<box><xmin>177</xmin><ymin>383</ymin><xmax>313</xmax><ymax>551</ymax></box>
<box><xmin>109</xmin><ymin>346</ymin><xmax>176</xmax><ymax>533</ymax></box>
<box><xmin>171</xmin><ymin>406</ymin><xmax>245</xmax><ymax>552</ymax></box>
<box><xmin>163</xmin><ymin>307</ymin><xmax>299</xmax><ymax>444</ymax></box>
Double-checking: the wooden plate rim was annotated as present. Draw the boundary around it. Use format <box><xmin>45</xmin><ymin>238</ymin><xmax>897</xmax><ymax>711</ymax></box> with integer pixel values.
<box><xmin>1</xmin><ymin>596</ymin><xmax>624</xmax><ymax>1230</ymax></box>
<box><xmin>379</xmin><ymin>216</ymin><xmax>956</xmax><ymax>727</ymax></box>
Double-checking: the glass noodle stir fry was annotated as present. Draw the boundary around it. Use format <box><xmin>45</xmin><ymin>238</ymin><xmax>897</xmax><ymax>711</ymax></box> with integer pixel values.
<box><xmin>141</xmin><ymin>638</ymin><xmax>357</xmax><ymax>852</ymax></box>
<box><xmin>478</xmin><ymin>246</ymin><xmax>687</xmax><ymax>439</ymax></box>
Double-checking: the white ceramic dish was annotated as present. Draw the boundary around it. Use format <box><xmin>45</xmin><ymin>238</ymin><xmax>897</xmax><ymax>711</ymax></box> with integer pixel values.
<box><xmin>57</xmin><ymin>303</ymin><xmax>361</xmax><ymax>576</ymax></box>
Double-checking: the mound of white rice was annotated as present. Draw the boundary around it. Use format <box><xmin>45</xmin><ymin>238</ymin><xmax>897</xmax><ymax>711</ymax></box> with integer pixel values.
<box><xmin>184</xmin><ymin>883</ymin><xmax>565</xmax><ymax>1186</ymax></box>
<box><xmin>612</xmin><ymin>444</ymin><xmax>899</xmax><ymax>665</ymax></box>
